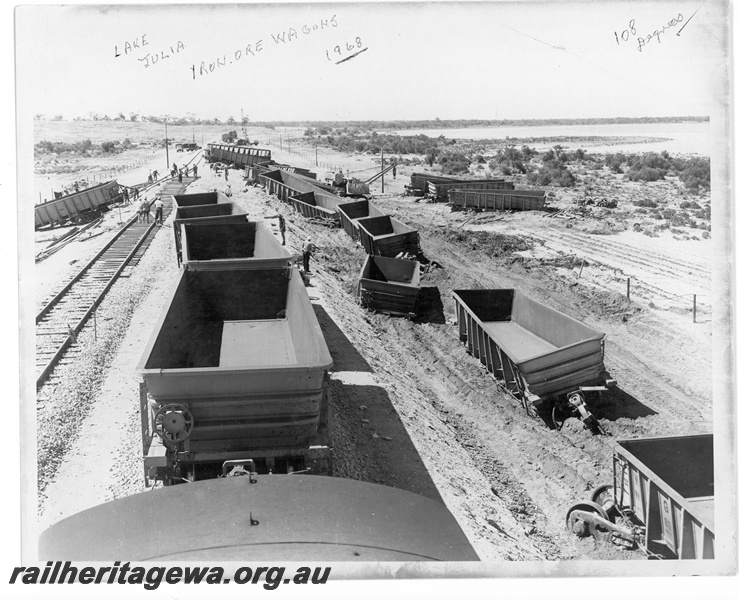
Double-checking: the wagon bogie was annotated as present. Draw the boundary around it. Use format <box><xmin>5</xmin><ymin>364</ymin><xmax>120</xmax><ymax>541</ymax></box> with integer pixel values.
<box><xmin>567</xmin><ymin>435</ymin><xmax>715</xmax><ymax>559</ymax></box>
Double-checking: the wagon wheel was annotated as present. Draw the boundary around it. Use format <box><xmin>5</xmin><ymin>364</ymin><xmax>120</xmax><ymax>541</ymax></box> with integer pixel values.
<box><xmin>551</xmin><ymin>402</ymin><xmax>571</xmax><ymax>430</ymax></box>
<box><xmin>591</xmin><ymin>484</ymin><xmax>615</xmax><ymax>507</ymax></box>
<box><xmin>566</xmin><ymin>501</ymin><xmax>613</xmax><ymax>542</ymax></box>
<box><xmin>154</xmin><ymin>404</ymin><xmax>194</xmax><ymax>448</ymax></box>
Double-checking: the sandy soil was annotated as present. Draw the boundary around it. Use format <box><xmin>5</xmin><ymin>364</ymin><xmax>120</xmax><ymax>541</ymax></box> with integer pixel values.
<box><xmin>35</xmin><ymin>135</ymin><xmax>714</xmax><ymax>562</ymax></box>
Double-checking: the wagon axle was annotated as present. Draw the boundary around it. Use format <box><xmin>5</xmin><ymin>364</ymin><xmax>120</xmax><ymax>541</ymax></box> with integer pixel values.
<box><xmin>552</xmin><ymin>388</ymin><xmax>611</xmax><ymax>434</ymax></box>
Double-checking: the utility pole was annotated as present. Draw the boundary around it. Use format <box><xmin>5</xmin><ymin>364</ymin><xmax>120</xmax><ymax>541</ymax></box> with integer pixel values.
<box><xmin>315</xmin><ymin>140</ymin><xmax>318</xmax><ymax>166</ymax></box>
<box><xmin>165</xmin><ymin>117</ymin><xmax>170</xmax><ymax>170</ymax></box>
<box><xmin>381</xmin><ymin>147</ymin><xmax>385</xmax><ymax>194</ymax></box>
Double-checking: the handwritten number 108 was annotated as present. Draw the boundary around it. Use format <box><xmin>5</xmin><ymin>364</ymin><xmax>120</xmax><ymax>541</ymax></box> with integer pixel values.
<box><xmin>326</xmin><ymin>37</ymin><xmax>362</xmax><ymax>60</ymax></box>
<box><xmin>614</xmin><ymin>19</ymin><xmax>636</xmax><ymax>44</ymax></box>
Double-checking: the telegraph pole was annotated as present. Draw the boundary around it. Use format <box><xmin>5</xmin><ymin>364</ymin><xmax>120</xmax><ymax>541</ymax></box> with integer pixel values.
<box><xmin>165</xmin><ymin>117</ymin><xmax>170</xmax><ymax>170</ymax></box>
<box><xmin>381</xmin><ymin>147</ymin><xmax>385</xmax><ymax>194</ymax></box>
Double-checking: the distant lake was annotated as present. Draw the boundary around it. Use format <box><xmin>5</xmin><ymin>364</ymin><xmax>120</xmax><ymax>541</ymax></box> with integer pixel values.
<box><xmin>391</xmin><ymin>121</ymin><xmax>711</xmax><ymax>156</ymax></box>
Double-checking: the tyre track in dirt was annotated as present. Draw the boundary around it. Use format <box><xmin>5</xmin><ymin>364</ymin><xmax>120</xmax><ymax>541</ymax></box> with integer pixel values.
<box><xmin>366</xmin><ymin>194</ymin><xmax>712</xmax><ymax>558</ymax></box>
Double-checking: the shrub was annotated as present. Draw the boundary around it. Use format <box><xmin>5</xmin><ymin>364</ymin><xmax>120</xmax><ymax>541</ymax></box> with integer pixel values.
<box><xmin>438</xmin><ymin>151</ymin><xmax>471</xmax><ymax>175</ymax></box>
<box><xmin>633</xmin><ymin>199</ymin><xmax>658</xmax><ymax>208</ymax></box>
<box><xmin>627</xmin><ymin>166</ymin><xmax>665</xmax><ymax>182</ymax></box>
<box><xmin>605</xmin><ymin>152</ymin><xmax>626</xmax><ymax>173</ymax></box>
<box><xmin>677</xmin><ymin>157</ymin><xmax>710</xmax><ymax>193</ymax></box>
<box><xmin>526</xmin><ymin>159</ymin><xmax>576</xmax><ymax>187</ymax></box>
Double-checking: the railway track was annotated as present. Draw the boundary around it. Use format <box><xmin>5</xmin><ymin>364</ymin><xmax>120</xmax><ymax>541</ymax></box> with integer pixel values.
<box><xmin>36</xmin><ymin>178</ymin><xmax>193</xmax><ymax>390</ymax></box>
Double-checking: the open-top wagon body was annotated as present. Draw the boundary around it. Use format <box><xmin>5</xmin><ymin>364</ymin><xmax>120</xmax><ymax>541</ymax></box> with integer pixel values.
<box><xmin>452</xmin><ymin>288</ymin><xmax>614</xmax><ymax>429</ymax></box>
<box><xmin>137</xmin><ymin>267</ymin><xmax>332</xmax><ymax>484</ymax></box>
<box><xmin>35</xmin><ymin>180</ymin><xmax>123</xmax><ymax>229</ymax></box>
<box><xmin>358</xmin><ymin>255</ymin><xmax>421</xmax><ymax>318</ymax></box>
<box><xmin>179</xmin><ymin>221</ymin><xmax>292</xmax><ymax>270</ymax></box>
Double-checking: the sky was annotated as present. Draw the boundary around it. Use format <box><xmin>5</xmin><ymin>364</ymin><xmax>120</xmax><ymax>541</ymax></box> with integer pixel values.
<box><xmin>14</xmin><ymin>1</ymin><xmax>729</xmax><ymax>123</ymax></box>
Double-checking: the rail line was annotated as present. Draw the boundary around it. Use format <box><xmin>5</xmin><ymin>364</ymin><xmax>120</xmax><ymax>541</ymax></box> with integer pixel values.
<box><xmin>36</xmin><ymin>177</ymin><xmax>193</xmax><ymax>390</ymax></box>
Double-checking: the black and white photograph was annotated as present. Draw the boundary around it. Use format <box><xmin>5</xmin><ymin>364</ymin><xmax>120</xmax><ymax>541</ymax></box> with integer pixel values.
<box><xmin>5</xmin><ymin>0</ymin><xmax>737</xmax><ymax>596</ymax></box>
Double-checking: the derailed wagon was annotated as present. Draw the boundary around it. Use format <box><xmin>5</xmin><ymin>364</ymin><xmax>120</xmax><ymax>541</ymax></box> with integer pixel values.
<box><xmin>449</xmin><ymin>188</ymin><xmax>547</xmax><ymax>212</ymax></box>
<box><xmin>358</xmin><ymin>255</ymin><xmax>421</xmax><ymax>318</ymax></box>
<box><xmin>137</xmin><ymin>267</ymin><xmax>333</xmax><ymax>484</ymax></box>
<box><xmin>289</xmin><ymin>191</ymin><xmax>341</xmax><ymax>223</ymax></box>
<box><xmin>337</xmin><ymin>199</ymin><xmax>385</xmax><ymax>240</ymax></box>
<box><xmin>427</xmin><ymin>179</ymin><xmax>514</xmax><ymax>202</ymax></box>
<box><xmin>356</xmin><ymin>215</ymin><xmax>421</xmax><ymax>257</ymax></box>
<box><xmin>567</xmin><ymin>435</ymin><xmax>714</xmax><ymax>559</ymax></box>
<box><xmin>452</xmin><ymin>288</ymin><xmax>615</xmax><ymax>431</ymax></box>
<box><xmin>206</xmin><ymin>143</ymin><xmax>271</xmax><ymax>168</ymax></box>
<box><xmin>35</xmin><ymin>180</ymin><xmax>123</xmax><ymax>229</ymax></box>
<box><xmin>406</xmin><ymin>173</ymin><xmax>460</xmax><ymax>196</ymax></box>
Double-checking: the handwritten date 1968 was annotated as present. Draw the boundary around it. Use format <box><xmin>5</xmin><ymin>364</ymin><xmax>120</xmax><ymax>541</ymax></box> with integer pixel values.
<box><xmin>326</xmin><ymin>37</ymin><xmax>362</xmax><ymax>61</ymax></box>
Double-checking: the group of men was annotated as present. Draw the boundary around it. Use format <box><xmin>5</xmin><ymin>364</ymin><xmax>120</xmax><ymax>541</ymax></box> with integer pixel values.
<box><xmin>133</xmin><ymin>196</ymin><xmax>164</xmax><ymax>225</ymax></box>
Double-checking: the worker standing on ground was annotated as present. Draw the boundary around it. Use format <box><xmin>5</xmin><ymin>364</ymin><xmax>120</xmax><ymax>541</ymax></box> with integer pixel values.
<box><xmin>302</xmin><ymin>238</ymin><xmax>315</xmax><ymax>273</ymax></box>
<box><xmin>178</xmin><ymin>170</ymin><xmax>183</xmax><ymax>183</ymax></box>
<box><xmin>153</xmin><ymin>197</ymin><xmax>164</xmax><ymax>225</ymax></box>
<box><xmin>153</xmin><ymin>170</ymin><xmax>158</xmax><ymax>181</ymax></box>
<box><xmin>184</xmin><ymin>165</ymin><xmax>189</xmax><ymax>177</ymax></box>
<box><xmin>278</xmin><ymin>215</ymin><xmax>286</xmax><ymax>245</ymax></box>
<box><xmin>193</xmin><ymin>164</ymin><xmax>198</xmax><ymax>178</ymax></box>
<box><xmin>392</xmin><ymin>164</ymin><xmax>397</xmax><ymax>179</ymax></box>
<box><xmin>140</xmin><ymin>197</ymin><xmax>151</xmax><ymax>223</ymax></box>
<box><xmin>225</xmin><ymin>183</ymin><xmax>232</xmax><ymax>197</ymax></box>
<box><xmin>147</xmin><ymin>171</ymin><xmax>153</xmax><ymax>184</ymax></box>
<box><xmin>133</xmin><ymin>197</ymin><xmax>142</xmax><ymax>223</ymax></box>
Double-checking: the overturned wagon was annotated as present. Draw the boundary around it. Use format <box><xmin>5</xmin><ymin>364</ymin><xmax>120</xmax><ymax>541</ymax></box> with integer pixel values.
<box><xmin>358</xmin><ymin>255</ymin><xmax>421</xmax><ymax>318</ymax></box>
<box><xmin>449</xmin><ymin>189</ymin><xmax>547</xmax><ymax>212</ymax></box>
<box><xmin>452</xmin><ymin>289</ymin><xmax>615</xmax><ymax>431</ymax></box>
<box><xmin>427</xmin><ymin>179</ymin><xmax>514</xmax><ymax>202</ymax></box>
<box><xmin>138</xmin><ymin>267</ymin><xmax>333</xmax><ymax>484</ymax></box>
<box><xmin>179</xmin><ymin>221</ymin><xmax>292</xmax><ymax>270</ymax></box>
<box><xmin>356</xmin><ymin>215</ymin><xmax>421</xmax><ymax>257</ymax></box>
<box><xmin>407</xmin><ymin>173</ymin><xmax>460</xmax><ymax>195</ymax></box>
<box><xmin>206</xmin><ymin>143</ymin><xmax>271</xmax><ymax>167</ymax></box>
<box><xmin>35</xmin><ymin>180</ymin><xmax>123</xmax><ymax>229</ymax></box>
<box><xmin>567</xmin><ymin>435</ymin><xmax>714</xmax><ymax>559</ymax></box>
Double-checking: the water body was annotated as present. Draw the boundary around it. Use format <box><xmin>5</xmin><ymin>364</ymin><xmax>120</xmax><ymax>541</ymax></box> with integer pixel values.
<box><xmin>392</xmin><ymin>121</ymin><xmax>711</xmax><ymax>156</ymax></box>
